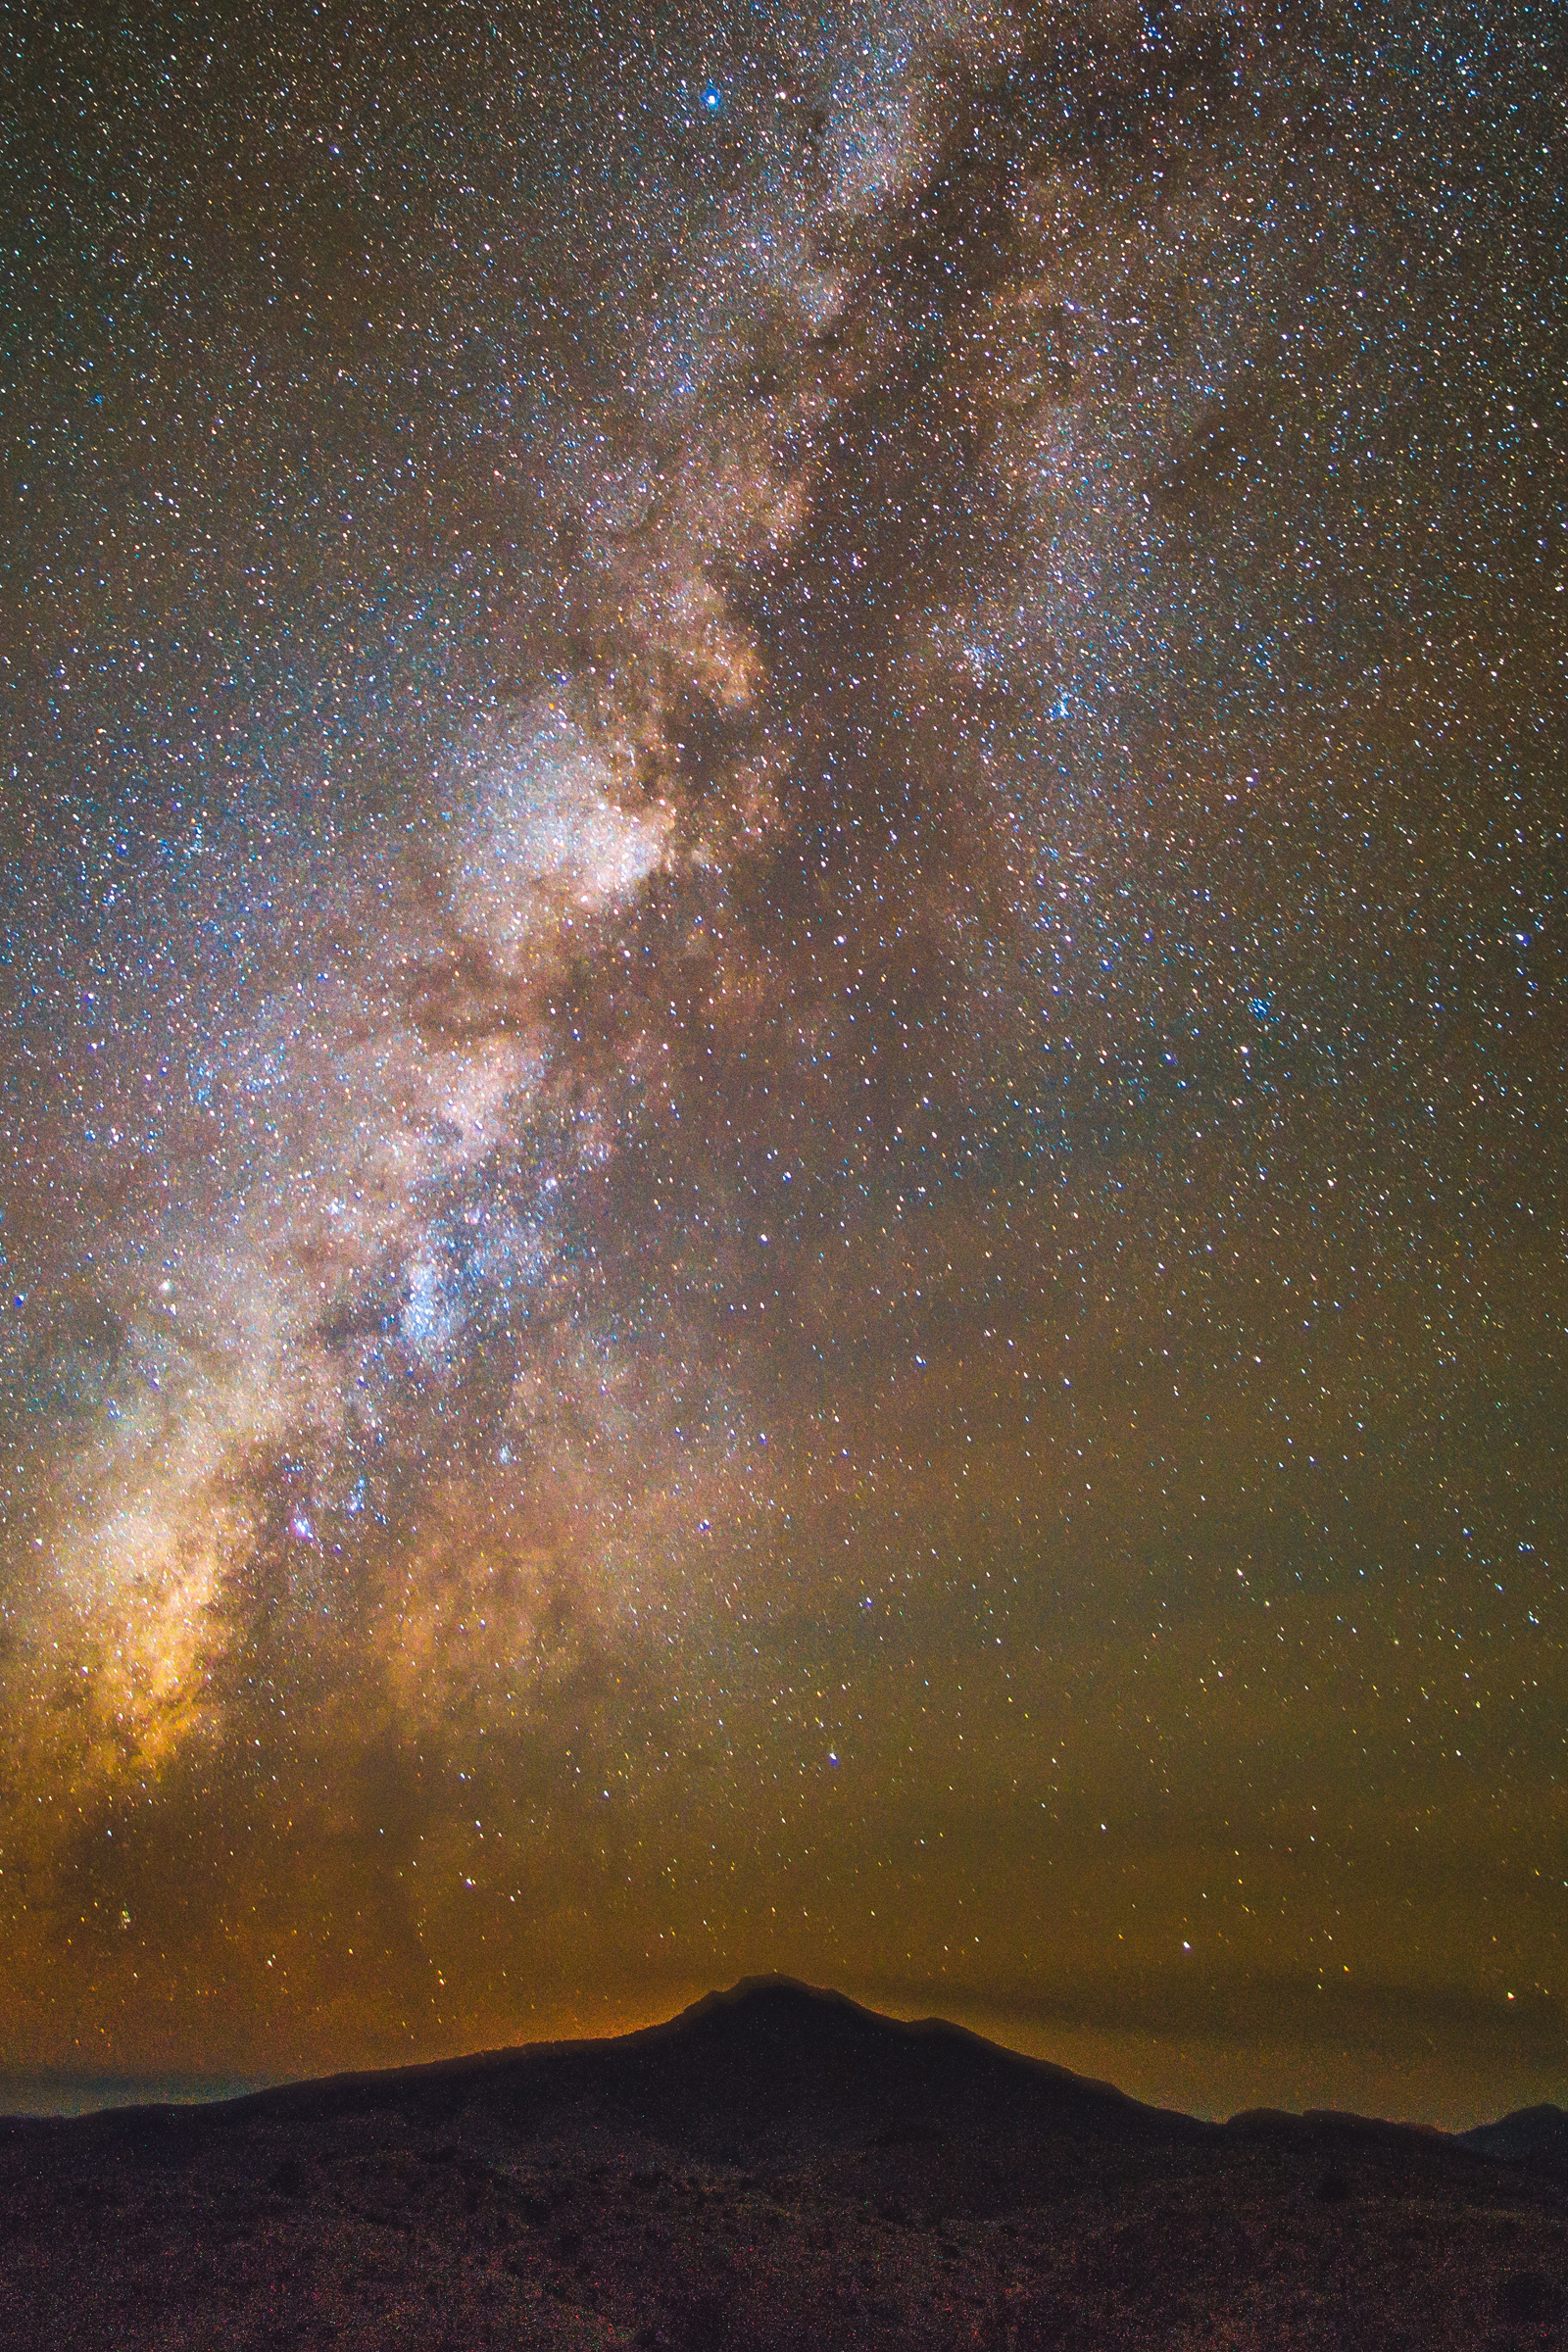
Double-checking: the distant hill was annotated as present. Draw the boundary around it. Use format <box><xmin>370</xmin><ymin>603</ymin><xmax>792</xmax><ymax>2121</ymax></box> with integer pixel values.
<box><xmin>1459</xmin><ymin>2102</ymin><xmax>1568</xmax><ymax>2165</ymax></box>
<box><xmin>223</xmin><ymin>1973</ymin><xmax>1211</xmax><ymax>2180</ymax></box>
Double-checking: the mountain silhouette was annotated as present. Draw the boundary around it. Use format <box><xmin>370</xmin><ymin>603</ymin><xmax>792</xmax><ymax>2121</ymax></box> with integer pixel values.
<box><xmin>1459</xmin><ymin>2101</ymin><xmax>1568</xmax><ymax>2167</ymax></box>
<box><xmin>1</xmin><ymin>1979</ymin><xmax>1561</xmax><ymax>2350</ymax></box>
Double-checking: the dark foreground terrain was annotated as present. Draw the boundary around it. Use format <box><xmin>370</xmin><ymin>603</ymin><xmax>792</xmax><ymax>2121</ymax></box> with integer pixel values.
<box><xmin>1</xmin><ymin>1980</ymin><xmax>1563</xmax><ymax>2349</ymax></box>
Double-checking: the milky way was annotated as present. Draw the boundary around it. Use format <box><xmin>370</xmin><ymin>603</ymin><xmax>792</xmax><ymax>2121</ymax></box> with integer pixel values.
<box><xmin>1</xmin><ymin>0</ymin><xmax>1564</xmax><ymax>2121</ymax></box>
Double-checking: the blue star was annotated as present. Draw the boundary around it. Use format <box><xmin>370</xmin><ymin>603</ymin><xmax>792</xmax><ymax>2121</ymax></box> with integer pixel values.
<box><xmin>700</xmin><ymin>79</ymin><xmax>723</xmax><ymax>115</ymax></box>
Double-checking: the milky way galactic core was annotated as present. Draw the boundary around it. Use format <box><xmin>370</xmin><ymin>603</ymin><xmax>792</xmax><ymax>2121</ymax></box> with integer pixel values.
<box><xmin>1</xmin><ymin>0</ymin><xmax>1563</xmax><ymax>2121</ymax></box>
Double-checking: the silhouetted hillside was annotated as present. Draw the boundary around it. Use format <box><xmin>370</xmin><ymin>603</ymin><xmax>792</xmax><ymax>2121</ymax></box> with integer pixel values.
<box><xmin>229</xmin><ymin>1975</ymin><xmax>1208</xmax><ymax>2186</ymax></box>
<box><xmin>1460</xmin><ymin>2102</ymin><xmax>1568</xmax><ymax>2168</ymax></box>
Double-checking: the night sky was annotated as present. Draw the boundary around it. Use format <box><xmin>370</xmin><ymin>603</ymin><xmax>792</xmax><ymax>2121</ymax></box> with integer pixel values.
<box><xmin>1</xmin><ymin>0</ymin><xmax>1563</xmax><ymax>2127</ymax></box>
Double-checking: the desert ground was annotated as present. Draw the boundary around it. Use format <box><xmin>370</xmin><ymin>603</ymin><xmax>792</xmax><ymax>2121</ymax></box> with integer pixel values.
<box><xmin>1</xmin><ymin>1982</ymin><xmax>1563</xmax><ymax>2349</ymax></box>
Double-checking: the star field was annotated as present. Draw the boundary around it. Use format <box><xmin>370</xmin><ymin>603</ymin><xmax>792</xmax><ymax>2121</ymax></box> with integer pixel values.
<box><xmin>0</xmin><ymin>0</ymin><xmax>1563</xmax><ymax>2124</ymax></box>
